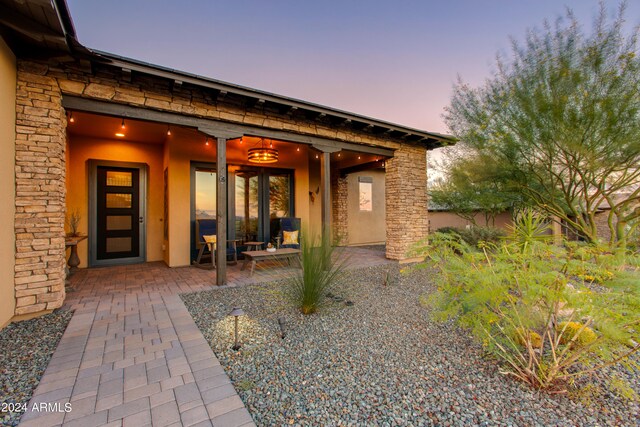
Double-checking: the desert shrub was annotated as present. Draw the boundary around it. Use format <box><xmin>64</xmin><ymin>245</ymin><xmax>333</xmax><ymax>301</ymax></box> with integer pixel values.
<box><xmin>435</xmin><ymin>226</ymin><xmax>462</xmax><ymax>236</ymax></box>
<box><xmin>419</xmin><ymin>215</ymin><xmax>640</xmax><ymax>393</ymax></box>
<box><xmin>284</xmin><ymin>229</ymin><xmax>347</xmax><ymax>315</ymax></box>
<box><xmin>458</xmin><ymin>226</ymin><xmax>506</xmax><ymax>247</ymax></box>
<box><xmin>557</xmin><ymin>322</ymin><xmax>597</xmax><ymax>346</ymax></box>
<box><xmin>435</xmin><ymin>226</ymin><xmax>505</xmax><ymax>247</ymax></box>
<box><xmin>507</xmin><ymin>209</ymin><xmax>551</xmax><ymax>253</ymax></box>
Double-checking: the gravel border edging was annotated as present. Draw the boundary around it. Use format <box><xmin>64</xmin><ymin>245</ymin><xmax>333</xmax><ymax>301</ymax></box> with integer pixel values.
<box><xmin>0</xmin><ymin>309</ymin><xmax>74</xmax><ymax>427</ymax></box>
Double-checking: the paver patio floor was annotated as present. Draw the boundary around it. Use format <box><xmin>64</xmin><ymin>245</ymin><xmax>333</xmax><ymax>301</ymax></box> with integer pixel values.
<box><xmin>19</xmin><ymin>246</ymin><xmax>391</xmax><ymax>427</ymax></box>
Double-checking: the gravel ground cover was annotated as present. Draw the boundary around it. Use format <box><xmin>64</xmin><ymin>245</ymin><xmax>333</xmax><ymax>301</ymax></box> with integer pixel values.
<box><xmin>0</xmin><ymin>309</ymin><xmax>73</xmax><ymax>427</ymax></box>
<box><xmin>181</xmin><ymin>264</ymin><xmax>639</xmax><ymax>426</ymax></box>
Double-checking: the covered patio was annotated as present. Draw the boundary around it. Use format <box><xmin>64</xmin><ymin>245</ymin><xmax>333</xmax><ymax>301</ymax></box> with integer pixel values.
<box><xmin>64</xmin><ymin>108</ymin><xmax>392</xmax><ymax>288</ymax></box>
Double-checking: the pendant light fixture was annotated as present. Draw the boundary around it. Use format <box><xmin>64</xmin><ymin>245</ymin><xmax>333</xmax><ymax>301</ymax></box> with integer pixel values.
<box><xmin>248</xmin><ymin>138</ymin><xmax>278</xmax><ymax>164</ymax></box>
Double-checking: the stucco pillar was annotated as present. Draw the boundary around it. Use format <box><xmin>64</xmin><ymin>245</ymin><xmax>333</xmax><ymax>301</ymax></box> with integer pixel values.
<box><xmin>385</xmin><ymin>144</ymin><xmax>429</xmax><ymax>260</ymax></box>
<box><xmin>13</xmin><ymin>61</ymin><xmax>67</xmax><ymax>315</ymax></box>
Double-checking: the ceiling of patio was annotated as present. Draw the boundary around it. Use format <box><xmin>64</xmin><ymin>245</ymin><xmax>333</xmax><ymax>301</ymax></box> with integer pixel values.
<box><xmin>66</xmin><ymin>111</ymin><xmax>170</xmax><ymax>144</ymax></box>
<box><xmin>65</xmin><ymin>111</ymin><xmax>387</xmax><ymax>168</ymax></box>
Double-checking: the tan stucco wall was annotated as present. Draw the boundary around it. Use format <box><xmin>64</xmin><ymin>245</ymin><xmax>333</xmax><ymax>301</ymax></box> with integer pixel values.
<box><xmin>0</xmin><ymin>37</ymin><xmax>16</xmax><ymax>328</ymax></box>
<box><xmin>347</xmin><ymin>170</ymin><xmax>386</xmax><ymax>245</ymax></box>
<box><xmin>428</xmin><ymin>211</ymin><xmax>513</xmax><ymax>231</ymax></box>
<box><xmin>164</xmin><ymin>132</ymin><xmax>312</xmax><ymax>266</ymax></box>
<box><xmin>66</xmin><ymin>136</ymin><xmax>165</xmax><ymax>266</ymax></box>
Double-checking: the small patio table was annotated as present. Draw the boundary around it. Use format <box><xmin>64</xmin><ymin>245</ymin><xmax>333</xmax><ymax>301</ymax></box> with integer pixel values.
<box><xmin>243</xmin><ymin>241</ymin><xmax>264</xmax><ymax>251</ymax></box>
<box><xmin>240</xmin><ymin>248</ymin><xmax>301</xmax><ymax>276</ymax></box>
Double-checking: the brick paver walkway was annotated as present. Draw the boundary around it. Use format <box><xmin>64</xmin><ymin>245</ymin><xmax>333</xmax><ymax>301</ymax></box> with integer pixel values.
<box><xmin>19</xmin><ymin>247</ymin><xmax>391</xmax><ymax>427</ymax></box>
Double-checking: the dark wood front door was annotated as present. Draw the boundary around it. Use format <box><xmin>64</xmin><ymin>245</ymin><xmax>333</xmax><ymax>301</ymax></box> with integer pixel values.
<box><xmin>96</xmin><ymin>166</ymin><xmax>140</xmax><ymax>260</ymax></box>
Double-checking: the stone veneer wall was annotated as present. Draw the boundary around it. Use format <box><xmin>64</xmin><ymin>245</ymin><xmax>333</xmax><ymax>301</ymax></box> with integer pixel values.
<box><xmin>331</xmin><ymin>171</ymin><xmax>349</xmax><ymax>245</ymax></box>
<box><xmin>12</xmin><ymin>57</ymin><xmax>433</xmax><ymax>315</ymax></box>
<box><xmin>385</xmin><ymin>144</ymin><xmax>429</xmax><ymax>260</ymax></box>
<box><xmin>14</xmin><ymin>62</ymin><xmax>66</xmax><ymax>315</ymax></box>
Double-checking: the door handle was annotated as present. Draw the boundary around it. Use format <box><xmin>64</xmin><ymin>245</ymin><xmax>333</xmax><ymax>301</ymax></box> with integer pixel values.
<box><xmin>139</xmin><ymin>217</ymin><xmax>144</xmax><ymax>223</ymax></box>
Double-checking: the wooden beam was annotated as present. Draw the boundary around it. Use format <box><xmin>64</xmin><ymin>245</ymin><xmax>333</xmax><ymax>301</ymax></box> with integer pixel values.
<box><xmin>312</xmin><ymin>144</ymin><xmax>341</xmax><ymax>154</ymax></box>
<box><xmin>216</xmin><ymin>137</ymin><xmax>227</xmax><ymax>286</ymax></box>
<box><xmin>278</xmin><ymin>105</ymin><xmax>298</xmax><ymax>115</ymax></box>
<box><xmin>122</xmin><ymin>68</ymin><xmax>132</xmax><ymax>83</ymax></box>
<box><xmin>62</xmin><ymin>96</ymin><xmax>395</xmax><ymax>157</ymax></box>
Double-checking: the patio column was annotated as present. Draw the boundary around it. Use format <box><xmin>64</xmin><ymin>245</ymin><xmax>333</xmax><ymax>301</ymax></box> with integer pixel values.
<box><xmin>216</xmin><ymin>136</ymin><xmax>227</xmax><ymax>286</ymax></box>
<box><xmin>314</xmin><ymin>145</ymin><xmax>340</xmax><ymax>242</ymax></box>
<box><xmin>199</xmin><ymin>128</ymin><xmax>241</xmax><ymax>286</ymax></box>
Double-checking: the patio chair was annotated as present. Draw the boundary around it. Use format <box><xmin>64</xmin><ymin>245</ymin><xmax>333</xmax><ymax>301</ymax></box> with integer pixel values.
<box><xmin>193</xmin><ymin>219</ymin><xmax>237</xmax><ymax>268</ymax></box>
<box><xmin>271</xmin><ymin>217</ymin><xmax>301</xmax><ymax>249</ymax></box>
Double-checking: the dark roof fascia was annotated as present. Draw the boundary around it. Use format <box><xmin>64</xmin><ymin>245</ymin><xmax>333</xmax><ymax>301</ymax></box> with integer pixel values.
<box><xmin>53</xmin><ymin>0</ymin><xmax>77</xmax><ymax>40</ymax></box>
<box><xmin>0</xmin><ymin>0</ymin><xmax>88</xmax><ymax>56</ymax></box>
<box><xmin>88</xmin><ymin>49</ymin><xmax>457</xmax><ymax>150</ymax></box>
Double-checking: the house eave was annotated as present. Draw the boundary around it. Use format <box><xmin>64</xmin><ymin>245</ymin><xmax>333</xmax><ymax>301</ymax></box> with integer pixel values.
<box><xmin>88</xmin><ymin>49</ymin><xmax>456</xmax><ymax>150</ymax></box>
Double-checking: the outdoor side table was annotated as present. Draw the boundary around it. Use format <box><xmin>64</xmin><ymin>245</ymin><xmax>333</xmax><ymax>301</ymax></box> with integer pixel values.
<box><xmin>244</xmin><ymin>241</ymin><xmax>264</xmax><ymax>251</ymax></box>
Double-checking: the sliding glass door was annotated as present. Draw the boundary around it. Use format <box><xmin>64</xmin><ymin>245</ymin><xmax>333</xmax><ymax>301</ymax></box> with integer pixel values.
<box><xmin>191</xmin><ymin>163</ymin><xmax>294</xmax><ymax>261</ymax></box>
<box><xmin>229</xmin><ymin>166</ymin><xmax>294</xmax><ymax>248</ymax></box>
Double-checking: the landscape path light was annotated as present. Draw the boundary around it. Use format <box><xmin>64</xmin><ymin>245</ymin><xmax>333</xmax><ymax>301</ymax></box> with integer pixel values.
<box><xmin>229</xmin><ymin>307</ymin><xmax>245</xmax><ymax>350</ymax></box>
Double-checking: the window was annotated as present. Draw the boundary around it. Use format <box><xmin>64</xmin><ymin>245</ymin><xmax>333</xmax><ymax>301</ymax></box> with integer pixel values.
<box><xmin>358</xmin><ymin>177</ymin><xmax>373</xmax><ymax>211</ymax></box>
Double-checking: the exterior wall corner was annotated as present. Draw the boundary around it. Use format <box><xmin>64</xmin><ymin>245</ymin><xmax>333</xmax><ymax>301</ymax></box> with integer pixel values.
<box><xmin>13</xmin><ymin>60</ymin><xmax>67</xmax><ymax>316</ymax></box>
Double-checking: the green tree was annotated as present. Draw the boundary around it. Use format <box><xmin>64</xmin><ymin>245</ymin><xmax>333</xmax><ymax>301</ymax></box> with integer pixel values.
<box><xmin>444</xmin><ymin>4</ymin><xmax>640</xmax><ymax>248</ymax></box>
<box><xmin>430</xmin><ymin>150</ymin><xmax>520</xmax><ymax>226</ymax></box>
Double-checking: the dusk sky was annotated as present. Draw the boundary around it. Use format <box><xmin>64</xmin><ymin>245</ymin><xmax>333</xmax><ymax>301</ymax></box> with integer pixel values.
<box><xmin>66</xmin><ymin>1</ymin><xmax>639</xmax><ymax>135</ymax></box>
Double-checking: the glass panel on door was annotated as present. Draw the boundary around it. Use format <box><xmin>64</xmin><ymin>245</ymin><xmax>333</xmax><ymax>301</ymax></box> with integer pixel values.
<box><xmin>268</xmin><ymin>173</ymin><xmax>292</xmax><ymax>243</ymax></box>
<box><xmin>234</xmin><ymin>170</ymin><xmax>259</xmax><ymax>242</ymax></box>
<box><xmin>195</xmin><ymin>169</ymin><xmax>216</xmax><ymax>220</ymax></box>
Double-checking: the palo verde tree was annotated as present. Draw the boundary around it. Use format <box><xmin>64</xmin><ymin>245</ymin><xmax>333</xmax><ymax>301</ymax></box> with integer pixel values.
<box><xmin>444</xmin><ymin>4</ymin><xmax>640</xmax><ymax>248</ymax></box>
<box><xmin>430</xmin><ymin>149</ymin><xmax>521</xmax><ymax>226</ymax></box>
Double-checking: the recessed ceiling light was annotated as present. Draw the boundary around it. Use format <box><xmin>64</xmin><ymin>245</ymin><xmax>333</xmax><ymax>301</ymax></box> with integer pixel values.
<box><xmin>115</xmin><ymin>133</ymin><xmax>125</xmax><ymax>137</ymax></box>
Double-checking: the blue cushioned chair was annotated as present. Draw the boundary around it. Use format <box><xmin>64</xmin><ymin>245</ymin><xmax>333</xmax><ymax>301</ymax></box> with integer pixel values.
<box><xmin>193</xmin><ymin>219</ymin><xmax>237</xmax><ymax>268</ymax></box>
<box><xmin>271</xmin><ymin>217</ymin><xmax>301</xmax><ymax>249</ymax></box>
